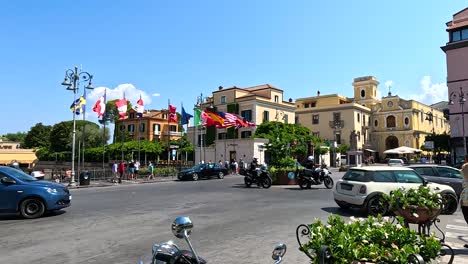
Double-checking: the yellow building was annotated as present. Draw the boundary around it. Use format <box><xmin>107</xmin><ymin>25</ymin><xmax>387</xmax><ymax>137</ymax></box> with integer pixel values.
<box><xmin>114</xmin><ymin>109</ymin><xmax>181</xmax><ymax>143</ymax></box>
<box><xmin>188</xmin><ymin>84</ymin><xmax>295</xmax><ymax>164</ymax></box>
<box><xmin>296</xmin><ymin>76</ymin><xmax>449</xmax><ymax>161</ymax></box>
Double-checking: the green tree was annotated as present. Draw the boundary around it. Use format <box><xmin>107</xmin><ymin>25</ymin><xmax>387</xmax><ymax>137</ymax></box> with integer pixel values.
<box><xmin>3</xmin><ymin>132</ymin><xmax>27</xmax><ymax>144</ymax></box>
<box><xmin>23</xmin><ymin>123</ymin><xmax>52</xmax><ymax>149</ymax></box>
<box><xmin>424</xmin><ymin>133</ymin><xmax>451</xmax><ymax>154</ymax></box>
<box><xmin>105</xmin><ymin>99</ymin><xmax>133</xmax><ymax>124</ymax></box>
<box><xmin>253</xmin><ymin>121</ymin><xmax>319</xmax><ymax>165</ymax></box>
<box><xmin>49</xmin><ymin>120</ymin><xmax>104</xmax><ymax>153</ymax></box>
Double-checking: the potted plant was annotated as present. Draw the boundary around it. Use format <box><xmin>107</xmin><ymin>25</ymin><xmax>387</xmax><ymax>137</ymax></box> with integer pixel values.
<box><xmin>297</xmin><ymin>214</ymin><xmax>441</xmax><ymax>263</ymax></box>
<box><xmin>383</xmin><ymin>186</ymin><xmax>443</xmax><ymax>224</ymax></box>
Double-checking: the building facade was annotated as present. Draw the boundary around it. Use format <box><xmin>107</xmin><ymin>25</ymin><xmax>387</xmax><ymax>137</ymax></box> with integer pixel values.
<box><xmin>295</xmin><ymin>76</ymin><xmax>449</xmax><ymax>162</ymax></box>
<box><xmin>114</xmin><ymin>109</ymin><xmax>181</xmax><ymax>143</ymax></box>
<box><xmin>441</xmin><ymin>8</ymin><xmax>468</xmax><ymax>162</ymax></box>
<box><xmin>187</xmin><ymin>84</ymin><xmax>295</xmax><ymax>165</ymax></box>
<box><xmin>0</xmin><ymin>140</ymin><xmax>37</xmax><ymax>168</ymax></box>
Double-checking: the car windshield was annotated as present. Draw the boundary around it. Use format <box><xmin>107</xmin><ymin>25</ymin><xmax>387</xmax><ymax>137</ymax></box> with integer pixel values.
<box><xmin>192</xmin><ymin>164</ymin><xmax>205</xmax><ymax>170</ymax></box>
<box><xmin>343</xmin><ymin>170</ymin><xmax>370</xmax><ymax>182</ymax></box>
<box><xmin>1</xmin><ymin>167</ymin><xmax>37</xmax><ymax>181</ymax></box>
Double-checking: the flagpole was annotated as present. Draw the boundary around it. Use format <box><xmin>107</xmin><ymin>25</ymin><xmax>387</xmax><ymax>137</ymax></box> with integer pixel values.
<box><xmin>82</xmin><ymin>89</ymin><xmax>86</xmax><ymax>171</ymax></box>
<box><xmin>102</xmin><ymin>88</ymin><xmax>107</xmax><ymax>171</ymax></box>
<box><xmin>167</xmin><ymin>99</ymin><xmax>170</xmax><ymax>166</ymax></box>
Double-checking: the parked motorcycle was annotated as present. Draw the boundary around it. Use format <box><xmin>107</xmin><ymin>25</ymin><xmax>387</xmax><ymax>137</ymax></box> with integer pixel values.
<box><xmin>240</xmin><ymin>165</ymin><xmax>272</xmax><ymax>189</ymax></box>
<box><xmin>295</xmin><ymin>166</ymin><xmax>334</xmax><ymax>189</ymax></box>
<box><xmin>149</xmin><ymin>216</ymin><xmax>287</xmax><ymax>264</ymax></box>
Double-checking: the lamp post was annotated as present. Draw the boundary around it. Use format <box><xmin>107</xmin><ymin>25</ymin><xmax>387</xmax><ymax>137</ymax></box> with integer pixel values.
<box><xmin>425</xmin><ymin>110</ymin><xmax>436</xmax><ymax>163</ymax></box>
<box><xmin>449</xmin><ymin>87</ymin><xmax>467</xmax><ymax>160</ymax></box>
<box><xmin>61</xmin><ymin>66</ymin><xmax>94</xmax><ymax>186</ymax></box>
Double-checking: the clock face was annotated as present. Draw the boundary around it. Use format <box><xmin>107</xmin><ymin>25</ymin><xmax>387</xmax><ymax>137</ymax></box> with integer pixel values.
<box><xmin>387</xmin><ymin>101</ymin><xmax>393</xmax><ymax>107</ymax></box>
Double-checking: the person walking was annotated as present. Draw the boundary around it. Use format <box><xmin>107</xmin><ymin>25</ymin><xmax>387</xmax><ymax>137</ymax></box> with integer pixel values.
<box><xmin>112</xmin><ymin>161</ymin><xmax>118</xmax><ymax>183</ymax></box>
<box><xmin>118</xmin><ymin>160</ymin><xmax>125</xmax><ymax>183</ymax></box>
<box><xmin>460</xmin><ymin>154</ymin><xmax>468</xmax><ymax>248</ymax></box>
<box><xmin>128</xmin><ymin>160</ymin><xmax>135</xmax><ymax>180</ymax></box>
<box><xmin>147</xmin><ymin>161</ymin><xmax>154</xmax><ymax>180</ymax></box>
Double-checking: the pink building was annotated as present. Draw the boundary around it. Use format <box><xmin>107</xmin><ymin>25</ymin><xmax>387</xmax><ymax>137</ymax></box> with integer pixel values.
<box><xmin>442</xmin><ymin>8</ymin><xmax>468</xmax><ymax>162</ymax></box>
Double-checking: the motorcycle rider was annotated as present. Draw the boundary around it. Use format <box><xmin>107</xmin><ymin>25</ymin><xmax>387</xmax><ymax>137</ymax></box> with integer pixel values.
<box><xmin>303</xmin><ymin>155</ymin><xmax>319</xmax><ymax>182</ymax></box>
<box><xmin>250</xmin><ymin>157</ymin><xmax>260</xmax><ymax>177</ymax></box>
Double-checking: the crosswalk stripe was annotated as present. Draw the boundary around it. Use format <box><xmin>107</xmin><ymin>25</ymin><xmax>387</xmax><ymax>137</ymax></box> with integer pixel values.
<box><xmin>446</xmin><ymin>224</ymin><xmax>468</xmax><ymax>231</ymax></box>
<box><xmin>445</xmin><ymin>231</ymin><xmax>468</xmax><ymax>241</ymax></box>
<box><xmin>454</xmin><ymin>219</ymin><xmax>466</xmax><ymax>224</ymax></box>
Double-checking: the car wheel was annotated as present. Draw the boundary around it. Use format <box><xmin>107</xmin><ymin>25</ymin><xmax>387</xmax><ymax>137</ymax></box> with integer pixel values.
<box><xmin>177</xmin><ymin>175</ymin><xmax>183</xmax><ymax>181</ymax></box>
<box><xmin>20</xmin><ymin>198</ymin><xmax>46</xmax><ymax>219</ymax></box>
<box><xmin>192</xmin><ymin>173</ymin><xmax>199</xmax><ymax>181</ymax></box>
<box><xmin>218</xmin><ymin>172</ymin><xmax>224</xmax><ymax>179</ymax></box>
<box><xmin>366</xmin><ymin>195</ymin><xmax>388</xmax><ymax>216</ymax></box>
<box><xmin>441</xmin><ymin>192</ymin><xmax>458</xmax><ymax>215</ymax></box>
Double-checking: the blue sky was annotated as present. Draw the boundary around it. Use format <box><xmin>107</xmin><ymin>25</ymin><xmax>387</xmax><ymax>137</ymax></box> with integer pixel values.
<box><xmin>0</xmin><ymin>0</ymin><xmax>466</xmax><ymax>135</ymax></box>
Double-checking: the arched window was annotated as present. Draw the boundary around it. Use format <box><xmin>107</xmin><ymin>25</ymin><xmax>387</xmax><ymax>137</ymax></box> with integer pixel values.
<box><xmin>386</xmin><ymin>115</ymin><xmax>396</xmax><ymax>128</ymax></box>
<box><xmin>404</xmin><ymin>117</ymin><xmax>409</xmax><ymax>126</ymax></box>
<box><xmin>374</xmin><ymin>119</ymin><xmax>378</xmax><ymax>127</ymax></box>
<box><xmin>361</xmin><ymin>89</ymin><xmax>366</xmax><ymax>98</ymax></box>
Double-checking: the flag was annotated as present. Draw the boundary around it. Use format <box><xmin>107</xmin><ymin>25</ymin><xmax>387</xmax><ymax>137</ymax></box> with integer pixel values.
<box><xmin>204</xmin><ymin>110</ymin><xmax>224</xmax><ymax>126</ymax></box>
<box><xmin>201</xmin><ymin>110</ymin><xmax>217</xmax><ymax>126</ymax></box>
<box><xmin>134</xmin><ymin>95</ymin><xmax>144</xmax><ymax>118</ymax></box>
<box><xmin>70</xmin><ymin>92</ymin><xmax>86</xmax><ymax>115</ymax></box>
<box><xmin>93</xmin><ymin>91</ymin><xmax>106</xmax><ymax>118</ymax></box>
<box><xmin>194</xmin><ymin>108</ymin><xmax>202</xmax><ymax>126</ymax></box>
<box><xmin>181</xmin><ymin>105</ymin><xmax>193</xmax><ymax>125</ymax></box>
<box><xmin>169</xmin><ymin>104</ymin><xmax>177</xmax><ymax>122</ymax></box>
<box><xmin>217</xmin><ymin>112</ymin><xmax>237</xmax><ymax>128</ymax></box>
<box><xmin>115</xmin><ymin>98</ymin><xmax>128</xmax><ymax>119</ymax></box>
<box><xmin>82</xmin><ymin>89</ymin><xmax>87</xmax><ymax>115</ymax></box>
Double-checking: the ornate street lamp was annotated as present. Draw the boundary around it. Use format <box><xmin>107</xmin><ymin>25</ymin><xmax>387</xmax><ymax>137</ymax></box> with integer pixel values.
<box><xmin>61</xmin><ymin>66</ymin><xmax>94</xmax><ymax>186</ymax></box>
<box><xmin>449</xmin><ymin>86</ymin><xmax>467</xmax><ymax>158</ymax></box>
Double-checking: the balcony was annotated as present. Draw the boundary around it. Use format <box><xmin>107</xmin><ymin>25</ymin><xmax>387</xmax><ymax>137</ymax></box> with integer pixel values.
<box><xmin>164</xmin><ymin>131</ymin><xmax>182</xmax><ymax>137</ymax></box>
<box><xmin>153</xmin><ymin>131</ymin><xmax>161</xmax><ymax>135</ymax></box>
<box><xmin>329</xmin><ymin>120</ymin><xmax>344</xmax><ymax>129</ymax></box>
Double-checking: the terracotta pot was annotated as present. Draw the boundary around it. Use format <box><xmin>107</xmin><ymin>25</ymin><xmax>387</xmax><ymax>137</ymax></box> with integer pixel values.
<box><xmin>394</xmin><ymin>206</ymin><xmax>441</xmax><ymax>224</ymax></box>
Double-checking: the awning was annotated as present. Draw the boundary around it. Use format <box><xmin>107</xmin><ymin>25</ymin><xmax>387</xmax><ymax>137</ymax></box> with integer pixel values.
<box><xmin>364</xmin><ymin>149</ymin><xmax>377</xmax><ymax>152</ymax></box>
<box><xmin>0</xmin><ymin>151</ymin><xmax>38</xmax><ymax>165</ymax></box>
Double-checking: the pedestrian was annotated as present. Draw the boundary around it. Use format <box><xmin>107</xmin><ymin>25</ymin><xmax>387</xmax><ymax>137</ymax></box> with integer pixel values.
<box><xmin>135</xmin><ymin>160</ymin><xmax>140</xmax><ymax>178</ymax></box>
<box><xmin>118</xmin><ymin>160</ymin><xmax>125</xmax><ymax>183</ymax></box>
<box><xmin>218</xmin><ymin>160</ymin><xmax>223</xmax><ymax>167</ymax></box>
<box><xmin>112</xmin><ymin>161</ymin><xmax>118</xmax><ymax>183</ymax></box>
<box><xmin>129</xmin><ymin>160</ymin><xmax>135</xmax><ymax>180</ymax></box>
<box><xmin>233</xmin><ymin>160</ymin><xmax>239</xmax><ymax>174</ymax></box>
<box><xmin>147</xmin><ymin>161</ymin><xmax>154</xmax><ymax>180</ymax></box>
<box><xmin>460</xmin><ymin>154</ymin><xmax>468</xmax><ymax>248</ymax></box>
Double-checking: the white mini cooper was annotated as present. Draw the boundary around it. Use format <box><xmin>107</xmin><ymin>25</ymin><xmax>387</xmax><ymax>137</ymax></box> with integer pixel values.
<box><xmin>333</xmin><ymin>166</ymin><xmax>458</xmax><ymax>215</ymax></box>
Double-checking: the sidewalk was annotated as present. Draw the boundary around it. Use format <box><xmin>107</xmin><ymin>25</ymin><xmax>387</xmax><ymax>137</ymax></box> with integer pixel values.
<box><xmin>63</xmin><ymin>176</ymin><xmax>177</xmax><ymax>189</ymax></box>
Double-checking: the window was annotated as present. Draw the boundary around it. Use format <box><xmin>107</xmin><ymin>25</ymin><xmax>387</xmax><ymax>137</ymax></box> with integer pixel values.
<box><xmin>120</xmin><ymin>125</ymin><xmax>125</xmax><ymax>131</ymax></box>
<box><xmin>153</xmin><ymin>124</ymin><xmax>161</xmax><ymax>134</ymax></box>
<box><xmin>335</xmin><ymin>133</ymin><xmax>341</xmax><ymax>144</ymax></box>
<box><xmin>368</xmin><ymin>116</ymin><xmax>371</xmax><ymax>126</ymax></box>
<box><xmin>404</xmin><ymin>117</ymin><xmax>409</xmax><ymax>126</ymax></box>
<box><xmin>420</xmin><ymin>111</ymin><xmax>423</xmax><ymax>122</ymax></box>
<box><xmin>333</xmin><ymin>112</ymin><xmax>341</xmax><ymax>122</ymax></box>
<box><xmin>363</xmin><ymin>115</ymin><xmax>366</xmax><ymax>126</ymax></box>
<box><xmin>463</xmin><ymin>28</ymin><xmax>468</xmax><ymax>40</ymax></box>
<box><xmin>394</xmin><ymin>171</ymin><xmax>423</xmax><ymax>183</ymax></box>
<box><xmin>357</xmin><ymin>113</ymin><xmax>360</xmax><ymax>123</ymax></box>
<box><xmin>372</xmin><ymin>171</ymin><xmax>395</xmax><ymax>182</ymax></box>
<box><xmin>221</xmin><ymin>96</ymin><xmax>226</xmax><ymax>104</ymax></box>
<box><xmin>218</xmin><ymin>132</ymin><xmax>227</xmax><ymax>140</ymax></box>
<box><xmin>436</xmin><ymin>167</ymin><xmax>462</xmax><ymax>179</ymax></box>
<box><xmin>139</xmin><ymin>123</ymin><xmax>145</xmax><ymax>132</ymax></box>
<box><xmin>274</xmin><ymin>95</ymin><xmax>279</xmax><ymax>103</ymax></box>
<box><xmin>128</xmin><ymin>124</ymin><xmax>135</xmax><ymax>132</ymax></box>
<box><xmin>304</xmin><ymin>103</ymin><xmax>310</xmax><ymax>108</ymax></box>
<box><xmin>413</xmin><ymin>167</ymin><xmax>436</xmax><ymax>176</ymax></box>
<box><xmin>295</xmin><ymin>116</ymin><xmax>299</xmax><ymax>124</ymax></box>
<box><xmin>163</xmin><ymin>113</ymin><xmax>167</xmax><ymax>119</ymax></box>
<box><xmin>169</xmin><ymin>125</ymin><xmax>177</xmax><ymax>132</ymax></box>
<box><xmin>129</xmin><ymin>113</ymin><xmax>135</xmax><ymax>119</ymax></box>
<box><xmin>263</xmin><ymin>111</ymin><xmax>269</xmax><ymax>122</ymax></box>
<box><xmin>374</xmin><ymin>119</ymin><xmax>378</xmax><ymax>127</ymax></box>
<box><xmin>311</xmin><ymin>101</ymin><xmax>317</xmax><ymax>107</ymax></box>
<box><xmin>312</xmin><ymin>114</ymin><xmax>319</xmax><ymax>124</ymax></box>
<box><xmin>241</xmin><ymin>131</ymin><xmax>252</xmax><ymax>138</ymax></box>
<box><xmin>343</xmin><ymin>170</ymin><xmax>370</xmax><ymax>182</ymax></box>
<box><xmin>386</xmin><ymin>115</ymin><xmax>396</xmax><ymax>128</ymax></box>
<box><xmin>452</xmin><ymin>30</ymin><xmax>461</xmax><ymax>42</ymax></box>
<box><xmin>197</xmin><ymin>134</ymin><xmax>206</xmax><ymax>147</ymax></box>
<box><xmin>283</xmin><ymin>114</ymin><xmax>288</xmax><ymax>123</ymax></box>
<box><xmin>241</xmin><ymin>110</ymin><xmax>252</xmax><ymax>121</ymax></box>
<box><xmin>361</xmin><ymin>89</ymin><xmax>366</xmax><ymax>98</ymax></box>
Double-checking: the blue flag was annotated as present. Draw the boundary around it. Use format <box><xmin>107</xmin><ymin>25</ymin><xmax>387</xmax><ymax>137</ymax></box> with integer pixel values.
<box><xmin>181</xmin><ymin>105</ymin><xmax>193</xmax><ymax>125</ymax></box>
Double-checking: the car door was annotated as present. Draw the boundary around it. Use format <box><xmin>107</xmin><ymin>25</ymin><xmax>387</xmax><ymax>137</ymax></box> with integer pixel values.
<box><xmin>0</xmin><ymin>174</ymin><xmax>22</xmax><ymax>213</ymax></box>
<box><xmin>435</xmin><ymin>167</ymin><xmax>463</xmax><ymax>195</ymax></box>
<box><xmin>412</xmin><ymin>167</ymin><xmax>442</xmax><ymax>184</ymax></box>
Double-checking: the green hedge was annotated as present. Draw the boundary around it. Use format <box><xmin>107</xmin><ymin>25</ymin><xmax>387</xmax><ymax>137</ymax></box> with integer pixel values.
<box><xmin>268</xmin><ymin>166</ymin><xmax>298</xmax><ymax>184</ymax></box>
<box><xmin>137</xmin><ymin>167</ymin><xmax>178</xmax><ymax>177</ymax></box>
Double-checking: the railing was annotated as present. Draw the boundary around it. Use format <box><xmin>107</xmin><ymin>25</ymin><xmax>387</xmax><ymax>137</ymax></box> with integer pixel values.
<box><xmin>164</xmin><ymin>131</ymin><xmax>182</xmax><ymax>136</ymax></box>
<box><xmin>329</xmin><ymin>120</ymin><xmax>344</xmax><ymax>129</ymax></box>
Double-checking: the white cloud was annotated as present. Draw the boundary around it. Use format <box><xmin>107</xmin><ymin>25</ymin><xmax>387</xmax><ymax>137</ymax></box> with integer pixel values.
<box><xmin>87</xmin><ymin>83</ymin><xmax>152</xmax><ymax>106</ymax></box>
<box><xmin>409</xmin><ymin>76</ymin><xmax>447</xmax><ymax>105</ymax></box>
<box><xmin>152</xmin><ymin>93</ymin><xmax>160</xmax><ymax>97</ymax></box>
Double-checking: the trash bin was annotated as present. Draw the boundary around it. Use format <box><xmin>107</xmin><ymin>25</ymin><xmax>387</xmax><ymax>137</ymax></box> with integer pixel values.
<box><xmin>79</xmin><ymin>171</ymin><xmax>90</xmax><ymax>186</ymax></box>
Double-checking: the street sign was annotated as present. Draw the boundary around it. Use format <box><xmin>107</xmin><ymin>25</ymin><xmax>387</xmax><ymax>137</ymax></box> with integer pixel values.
<box><xmin>170</xmin><ymin>145</ymin><xmax>179</xmax><ymax>149</ymax></box>
<box><xmin>171</xmin><ymin>149</ymin><xmax>177</xmax><ymax>157</ymax></box>
<box><xmin>424</xmin><ymin>141</ymin><xmax>434</xmax><ymax>150</ymax></box>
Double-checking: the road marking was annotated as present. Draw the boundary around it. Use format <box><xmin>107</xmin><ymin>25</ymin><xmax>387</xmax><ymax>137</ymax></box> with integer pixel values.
<box><xmin>446</xmin><ymin>224</ymin><xmax>468</xmax><ymax>232</ymax></box>
<box><xmin>454</xmin><ymin>219</ymin><xmax>466</xmax><ymax>224</ymax></box>
<box><xmin>445</xmin><ymin>231</ymin><xmax>468</xmax><ymax>241</ymax></box>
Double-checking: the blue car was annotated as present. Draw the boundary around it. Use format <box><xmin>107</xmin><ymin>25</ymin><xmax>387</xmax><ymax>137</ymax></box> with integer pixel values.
<box><xmin>0</xmin><ymin>166</ymin><xmax>71</xmax><ymax>219</ymax></box>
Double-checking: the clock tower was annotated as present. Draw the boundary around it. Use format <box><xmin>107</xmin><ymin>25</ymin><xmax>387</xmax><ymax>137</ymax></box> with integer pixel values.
<box><xmin>352</xmin><ymin>76</ymin><xmax>379</xmax><ymax>107</ymax></box>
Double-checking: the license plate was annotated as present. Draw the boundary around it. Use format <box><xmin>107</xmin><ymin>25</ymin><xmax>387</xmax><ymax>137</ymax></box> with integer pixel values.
<box><xmin>341</xmin><ymin>183</ymin><xmax>353</xmax><ymax>191</ymax></box>
<box><xmin>69</xmin><ymin>195</ymin><xmax>72</xmax><ymax>200</ymax></box>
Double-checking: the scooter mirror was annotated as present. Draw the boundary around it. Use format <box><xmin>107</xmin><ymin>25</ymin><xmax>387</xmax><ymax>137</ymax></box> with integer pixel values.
<box><xmin>172</xmin><ymin>216</ymin><xmax>193</xmax><ymax>239</ymax></box>
<box><xmin>272</xmin><ymin>243</ymin><xmax>287</xmax><ymax>260</ymax></box>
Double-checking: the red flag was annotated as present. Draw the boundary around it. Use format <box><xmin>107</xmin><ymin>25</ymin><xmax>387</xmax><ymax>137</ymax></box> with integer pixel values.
<box><xmin>115</xmin><ymin>98</ymin><xmax>128</xmax><ymax>119</ymax></box>
<box><xmin>169</xmin><ymin>104</ymin><xmax>177</xmax><ymax>122</ymax></box>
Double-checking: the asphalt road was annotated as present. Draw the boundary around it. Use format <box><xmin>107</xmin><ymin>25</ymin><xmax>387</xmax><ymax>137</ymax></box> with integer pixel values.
<box><xmin>1</xmin><ymin>172</ymin><xmax>467</xmax><ymax>264</ymax></box>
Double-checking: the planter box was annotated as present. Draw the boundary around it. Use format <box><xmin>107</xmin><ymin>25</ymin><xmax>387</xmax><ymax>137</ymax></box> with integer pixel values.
<box><xmin>273</xmin><ymin>171</ymin><xmax>297</xmax><ymax>185</ymax></box>
<box><xmin>394</xmin><ymin>206</ymin><xmax>441</xmax><ymax>224</ymax></box>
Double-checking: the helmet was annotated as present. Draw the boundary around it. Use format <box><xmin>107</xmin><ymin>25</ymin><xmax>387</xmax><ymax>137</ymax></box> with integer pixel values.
<box><xmin>307</xmin><ymin>155</ymin><xmax>314</xmax><ymax>161</ymax></box>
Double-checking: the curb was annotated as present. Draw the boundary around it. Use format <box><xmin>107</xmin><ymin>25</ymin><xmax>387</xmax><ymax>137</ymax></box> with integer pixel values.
<box><xmin>64</xmin><ymin>177</ymin><xmax>177</xmax><ymax>189</ymax></box>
